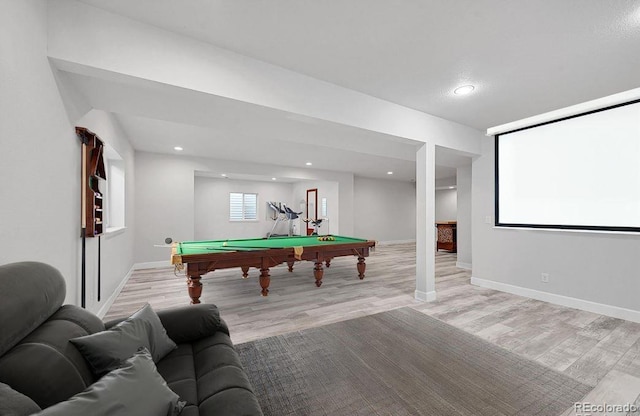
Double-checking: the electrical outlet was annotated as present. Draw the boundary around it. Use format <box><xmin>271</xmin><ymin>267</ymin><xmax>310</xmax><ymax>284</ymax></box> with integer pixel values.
<box><xmin>541</xmin><ymin>273</ymin><xmax>549</xmax><ymax>283</ymax></box>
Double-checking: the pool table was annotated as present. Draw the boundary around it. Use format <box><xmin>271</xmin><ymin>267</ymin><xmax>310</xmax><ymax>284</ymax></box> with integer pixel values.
<box><xmin>171</xmin><ymin>235</ymin><xmax>376</xmax><ymax>303</ymax></box>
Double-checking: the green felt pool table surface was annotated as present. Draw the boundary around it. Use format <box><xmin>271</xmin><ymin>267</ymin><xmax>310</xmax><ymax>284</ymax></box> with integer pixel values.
<box><xmin>174</xmin><ymin>235</ymin><xmax>370</xmax><ymax>255</ymax></box>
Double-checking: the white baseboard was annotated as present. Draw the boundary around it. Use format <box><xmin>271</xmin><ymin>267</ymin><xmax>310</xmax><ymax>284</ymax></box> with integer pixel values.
<box><xmin>378</xmin><ymin>239</ymin><xmax>416</xmax><ymax>245</ymax></box>
<box><xmin>456</xmin><ymin>261</ymin><xmax>472</xmax><ymax>270</ymax></box>
<box><xmin>415</xmin><ymin>290</ymin><xmax>437</xmax><ymax>302</ymax></box>
<box><xmin>471</xmin><ymin>277</ymin><xmax>640</xmax><ymax>323</ymax></box>
<box><xmin>96</xmin><ymin>265</ymin><xmax>134</xmax><ymax>319</ymax></box>
<box><xmin>133</xmin><ymin>261</ymin><xmax>171</xmax><ymax>270</ymax></box>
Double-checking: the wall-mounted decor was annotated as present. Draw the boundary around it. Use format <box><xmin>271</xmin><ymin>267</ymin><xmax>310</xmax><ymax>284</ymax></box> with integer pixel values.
<box><xmin>306</xmin><ymin>188</ymin><xmax>318</xmax><ymax>235</ymax></box>
<box><xmin>75</xmin><ymin>127</ymin><xmax>107</xmax><ymax>307</ymax></box>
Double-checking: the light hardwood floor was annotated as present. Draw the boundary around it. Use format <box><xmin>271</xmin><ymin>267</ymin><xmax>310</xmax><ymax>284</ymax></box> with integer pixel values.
<box><xmin>106</xmin><ymin>243</ymin><xmax>640</xmax><ymax>415</ymax></box>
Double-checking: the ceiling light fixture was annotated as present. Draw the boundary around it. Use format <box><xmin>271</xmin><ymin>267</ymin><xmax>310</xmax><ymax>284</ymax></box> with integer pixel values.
<box><xmin>305</xmin><ymin>162</ymin><xmax>312</xmax><ymax>166</ymax></box>
<box><xmin>221</xmin><ymin>174</ymin><xmax>227</xmax><ymax>177</ymax></box>
<box><xmin>174</xmin><ymin>146</ymin><xmax>183</xmax><ymax>151</ymax></box>
<box><xmin>453</xmin><ymin>85</ymin><xmax>475</xmax><ymax>95</ymax></box>
<box><xmin>387</xmin><ymin>171</ymin><xmax>393</xmax><ymax>175</ymax></box>
<box><xmin>271</xmin><ymin>177</ymin><xmax>276</xmax><ymax>181</ymax></box>
<box><xmin>449</xmin><ymin>186</ymin><xmax>455</xmax><ymax>189</ymax></box>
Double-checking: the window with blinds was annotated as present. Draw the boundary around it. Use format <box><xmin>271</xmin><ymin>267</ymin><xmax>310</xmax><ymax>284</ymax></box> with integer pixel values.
<box><xmin>230</xmin><ymin>192</ymin><xmax>258</xmax><ymax>221</ymax></box>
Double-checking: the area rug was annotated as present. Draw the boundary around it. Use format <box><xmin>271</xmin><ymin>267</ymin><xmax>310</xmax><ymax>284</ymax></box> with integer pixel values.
<box><xmin>236</xmin><ymin>307</ymin><xmax>591</xmax><ymax>416</ymax></box>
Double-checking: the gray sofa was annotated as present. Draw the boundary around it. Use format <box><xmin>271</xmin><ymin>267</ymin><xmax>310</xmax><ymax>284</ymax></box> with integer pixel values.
<box><xmin>0</xmin><ymin>261</ymin><xmax>263</xmax><ymax>416</ymax></box>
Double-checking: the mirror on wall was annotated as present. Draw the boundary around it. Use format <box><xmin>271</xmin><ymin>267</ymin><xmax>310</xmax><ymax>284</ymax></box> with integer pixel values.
<box><xmin>306</xmin><ymin>188</ymin><xmax>318</xmax><ymax>235</ymax></box>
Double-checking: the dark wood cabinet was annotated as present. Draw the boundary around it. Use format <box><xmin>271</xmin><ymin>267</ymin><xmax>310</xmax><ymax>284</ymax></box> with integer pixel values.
<box><xmin>76</xmin><ymin>127</ymin><xmax>106</xmax><ymax>237</ymax></box>
<box><xmin>436</xmin><ymin>222</ymin><xmax>457</xmax><ymax>252</ymax></box>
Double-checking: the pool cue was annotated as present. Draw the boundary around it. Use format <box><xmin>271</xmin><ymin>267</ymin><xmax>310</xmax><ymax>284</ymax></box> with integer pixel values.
<box><xmin>97</xmin><ymin>235</ymin><xmax>101</xmax><ymax>302</ymax></box>
<box><xmin>81</xmin><ymin>234</ymin><xmax>86</xmax><ymax>308</ymax></box>
<box><xmin>203</xmin><ymin>246</ymin><xmax>261</xmax><ymax>251</ymax></box>
<box><xmin>178</xmin><ymin>244</ymin><xmax>272</xmax><ymax>252</ymax></box>
<box><xmin>80</xmin><ymin>139</ymin><xmax>87</xmax><ymax>308</ymax></box>
<box><xmin>212</xmin><ymin>244</ymin><xmax>284</xmax><ymax>250</ymax></box>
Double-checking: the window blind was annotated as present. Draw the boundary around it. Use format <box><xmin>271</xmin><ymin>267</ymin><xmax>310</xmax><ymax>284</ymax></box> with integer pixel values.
<box><xmin>230</xmin><ymin>192</ymin><xmax>257</xmax><ymax>221</ymax></box>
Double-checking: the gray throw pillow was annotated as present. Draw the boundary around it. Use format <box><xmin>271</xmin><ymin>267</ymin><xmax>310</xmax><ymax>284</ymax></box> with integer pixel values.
<box><xmin>34</xmin><ymin>349</ymin><xmax>185</xmax><ymax>416</ymax></box>
<box><xmin>0</xmin><ymin>382</ymin><xmax>41</xmax><ymax>416</ymax></box>
<box><xmin>71</xmin><ymin>304</ymin><xmax>176</xmax><ymax>374</ymax></box>
<box><xmin>129</xmin><ymin>303</ymin><xmax>177</xmax><ymax>362</ymax></box>
<box><xmin>71</xmin><ymin>314</ymin><xmax>152</xmax><ymax>374</ymax></box>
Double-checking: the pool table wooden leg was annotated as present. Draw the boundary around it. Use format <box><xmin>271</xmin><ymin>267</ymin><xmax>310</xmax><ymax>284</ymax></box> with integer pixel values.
<box><xmin>286</xmin><ymin>260</ymin><xmax>295</xmax><ymax>272</ymax></box>
<box><xmin>259</xmin><ymin>268</ymin><xmax>270</xmax><ymax>296</ymax></box>
<box><xmin>314</xmin><ymin>261</ymin><xmax>324</xmax><ymax>287</ymax></box>
<box><xmin>187</xmin><ymin>275</ymin><xmax>203</xmax><ymax>304</ymax></box>
<box><xmin>357</xmin><ymin>256</ymin><xmax>366</xmax><ymax>279</ymax></box>
<box><xmin>325</xmin><ymin>258</ymin><xmax>332</xmax><ymax>268</ymax></box>
<box><xmin>241</xmin><ymin>266</ymin><xmax>250</xmax><ymax>278</ymax></box>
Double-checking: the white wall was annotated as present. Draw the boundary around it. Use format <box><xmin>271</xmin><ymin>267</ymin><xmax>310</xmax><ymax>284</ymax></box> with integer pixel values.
<box><xmin>456</xmin><ymin>166</ymin><xmax>472</xmax><ymax>268</ymax></box>
<box><xmin>194</xmin><ymin>177</ymin><xmax>294</xmax><ymax>240</ymax></box>
<box><xmin>0</xmin><ymin>2</ymin><xmax>135</xmax><ymax>314</ymax></box>
<box><xmin>291</xmin><ymin>181</ymin><xmax>340</xmax><ymax>236</ymax></box>
<box><xmin>354</xmin><ymin>176</ymin><xmax>416</xmax><ymax>242</ymax></box>
<box><xmin>472</xmin><ymin>135</ymin><xmax>640</xmax><ymax>320</ymax></box>
<box><xmin>0</xmin><ymin>0</ymin><xmax>81</xmax><ymax>305</ymax></box>
<box><xmin>135</xmin><ymin>151</ymin><xmax>356</xmax><ymax>263</ymax></box>
<box><xmin>134</xmin><ymin>152</ymin><xmax>195</xmax><ymax>263</ymax></box>
<box><xmin>75</xmin><ymin>110</ymin><xmax>135</xmax><ymax>315</ymax></box>
<box><xmin>435</xmin><ymin>189</ymin><xmax>457</xmax><ymax>222</ymax></box>
<box><xmin>436</xmin><ymin>176</ymin><xmax>457</xmax><ymax>188</ymax></box>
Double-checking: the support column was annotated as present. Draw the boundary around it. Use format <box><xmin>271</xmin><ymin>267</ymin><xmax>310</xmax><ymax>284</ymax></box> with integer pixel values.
<box><xmin>416</xmin><ymin>143</ymin><xmax>436</xmax><ymax>302</ymax></box>
<box><xmin>456</xmin><ymin>165</ymin><xmax>473</xmax><ymax>270</ymax></box>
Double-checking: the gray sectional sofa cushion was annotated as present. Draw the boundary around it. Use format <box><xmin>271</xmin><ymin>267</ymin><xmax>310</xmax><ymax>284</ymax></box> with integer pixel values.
<box><xmin>70</xmin><ymin>315</ymin><xmax>154</xmax><ymax>375</ymax></box>
<box><xmin>156</xmin><ymin>320</ymin><xmax>262</xmax><ymax>415</ymax></box>
<box><xmin>0</xmin><ymin>382</ymin><xmax>41</xmax><ymax>416</ymax></box>
<box><xmin>0</xmin><ymin>261</ymin><xmax>263</xmax><ymax>416</ymax></box>
<box><xmin>34</xmin><ymin>349</ymin><xmax>185</xmax><ymax>416</ymax></box>
<box><xmin>71</xmin><ymin>303</ymin><xmax>177</xmax><ymax>374</ymax></box>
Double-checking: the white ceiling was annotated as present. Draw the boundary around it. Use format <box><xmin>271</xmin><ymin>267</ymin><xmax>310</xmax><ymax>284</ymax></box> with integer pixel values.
<box><xmin>61</xmin><ymin>1</ymin><xmax>640</xmax><ymax>182</ymax></box>
<box><xmin>61</xmin><ymin>70</ymin><xmax>432</xmax><ymax>181</ymax></box>
<box><xmin>78</xmin><ymin>0</ymin><xmax>640</xmax><ymax>130</ymax></box>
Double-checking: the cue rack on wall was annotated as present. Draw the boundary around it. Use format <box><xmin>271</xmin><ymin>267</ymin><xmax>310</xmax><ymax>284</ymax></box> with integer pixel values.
<box><xmin>76</xmin><ymin>126</ymin><xmax>106</xmax><ymax>308</ymax></box>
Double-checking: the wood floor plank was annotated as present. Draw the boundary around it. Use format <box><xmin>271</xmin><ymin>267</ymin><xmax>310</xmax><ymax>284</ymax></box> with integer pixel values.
<box><xmin>615</xmin><ymin>338</ymin><xmax>640</xmax><ymax>378</ymax></box>
<box><xmin>537</xmin><ymin>334</ymin><xmax>601</xmax><ymax>372</ymax></box>
<box><xmin>562</xmin><ymin>370</ymin><xmax>640</xmax><ymax>416</ymax></box>
<box><xmin>565</xmin><ymin>344</ymin><xmax>629</xmax><ymax>387</ymax></box>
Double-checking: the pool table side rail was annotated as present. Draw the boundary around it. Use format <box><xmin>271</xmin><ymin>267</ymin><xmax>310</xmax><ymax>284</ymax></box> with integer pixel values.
<box><xmin>171</xmin><ymin>239</ymin><xmax>376</xmax><ymax>266</ymax></box>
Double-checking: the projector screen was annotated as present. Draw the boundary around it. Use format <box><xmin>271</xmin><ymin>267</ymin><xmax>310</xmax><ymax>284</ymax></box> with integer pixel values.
<box><xmin>496</xmin><ymin>99</ymin><xmax>640</xmax><ymax>232</ymax></box>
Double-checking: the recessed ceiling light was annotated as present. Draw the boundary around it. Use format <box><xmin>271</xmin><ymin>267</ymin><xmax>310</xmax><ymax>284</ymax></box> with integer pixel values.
<box><xmin>174</xmin><ymin>146</ymin><xmax>183</xmax><ymax>151</ymax></box>
<box><xmin>271</xmin><ymin>177</ymin><xmax>276</xmax><ymax>181</ymax></box>
<box><xmin>453</xmin><ymin>85</ymin><xmax>475</xmax><ymax>95</ymax></box>
<box><xmin>387</xmin><ymin>171</ymin><xmax>393</xmax><ymax>175</ymax></box>
<box><xmin>305</xmin><ymin>162</ymin><xmax>312</xmax><ymax>166</ymax></box>
<box><xmin>221</xmin><ymin>174</ymin><xmax>227</xmax><ymax>177</ymax></box>
<box><xmin>449</xmin><ymin>186</ymin><xmax>455</xmax><ymax>189</ymax></box>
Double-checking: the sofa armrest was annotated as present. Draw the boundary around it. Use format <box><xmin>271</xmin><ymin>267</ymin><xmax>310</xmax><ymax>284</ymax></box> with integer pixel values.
<box><xmin>156</xmin><ymin>304</ymin><xmax>225</xmax><ymax>344</ymax></box>
<box><xmin>218</xmin><ymin>318</ymin><xmax>230</xmax><ymax>335</ymax></box>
